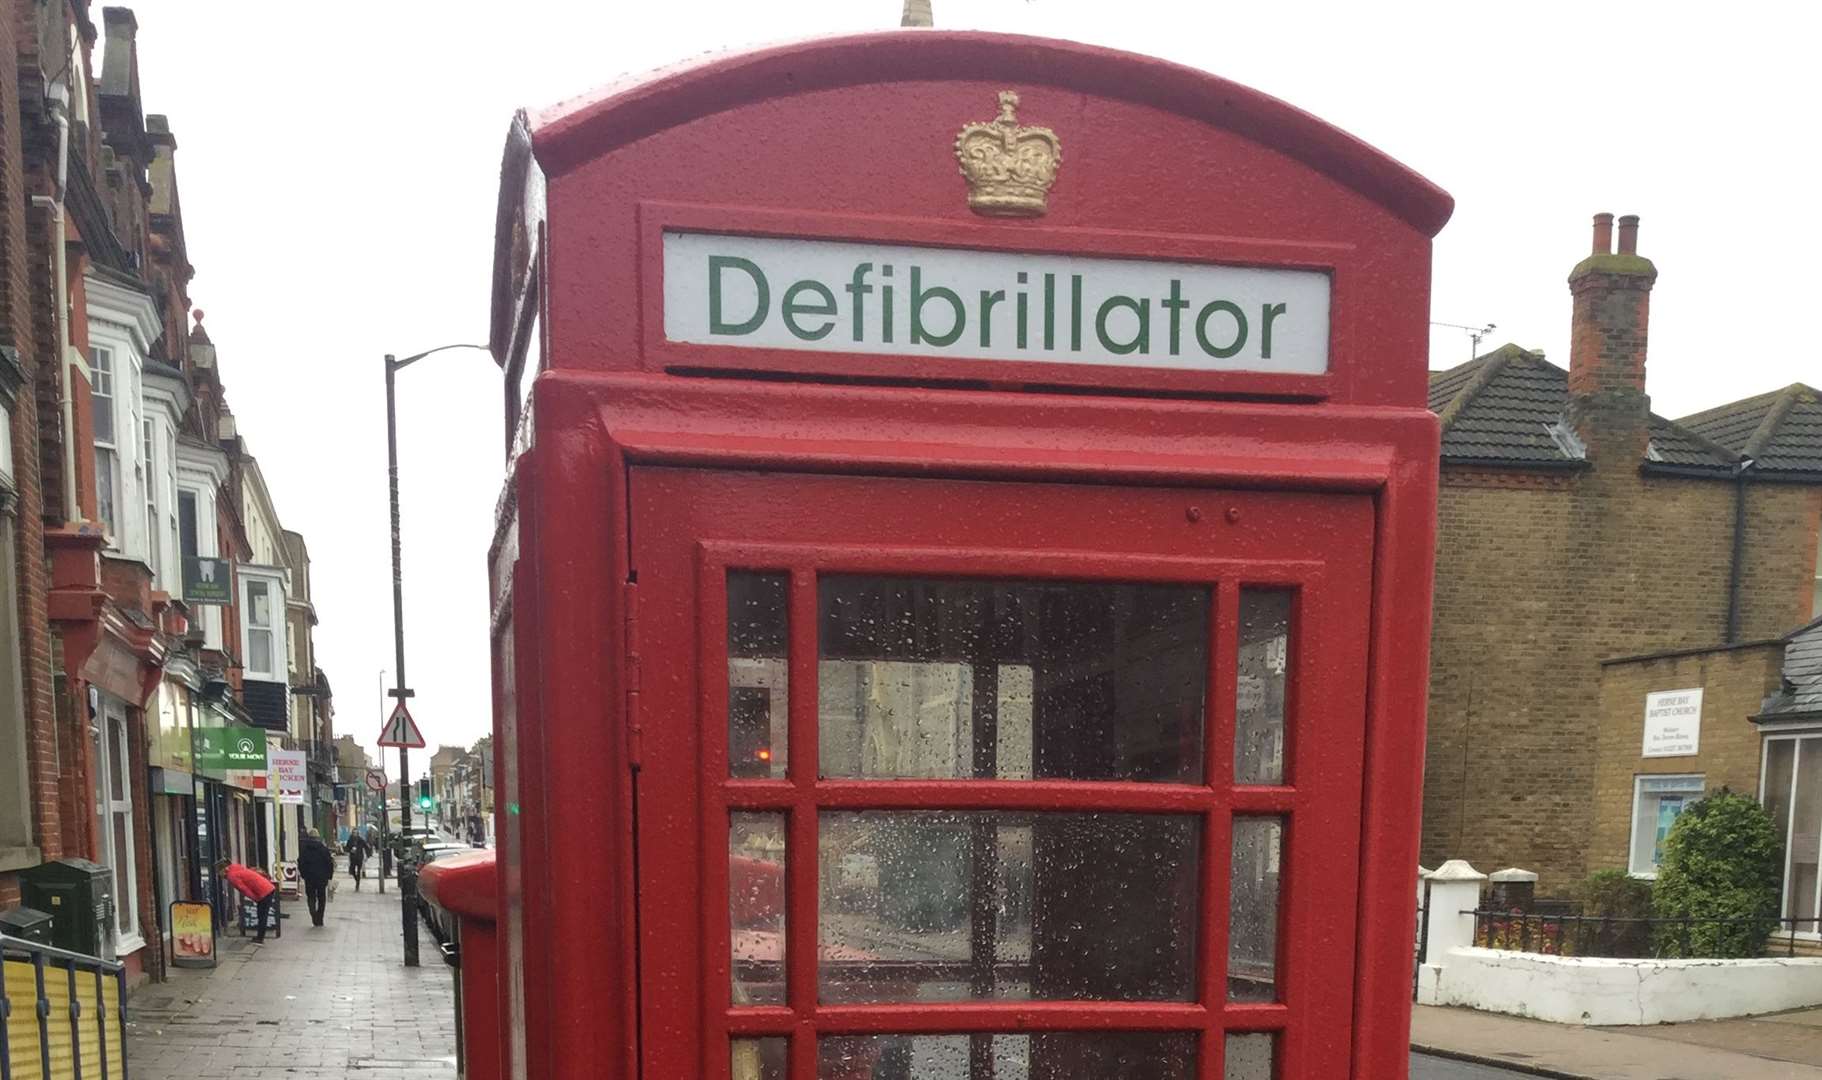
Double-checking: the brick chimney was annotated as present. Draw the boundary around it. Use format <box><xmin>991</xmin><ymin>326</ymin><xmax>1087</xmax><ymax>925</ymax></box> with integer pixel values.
<box><xmin>1567</xmin><ymin>212</ymin><xmax>1657</xmax><ymax>461</ymax></box>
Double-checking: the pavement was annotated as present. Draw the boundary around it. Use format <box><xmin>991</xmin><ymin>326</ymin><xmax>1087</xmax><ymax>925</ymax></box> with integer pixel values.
<box><xmin>1414</xmin><ymin>1003</ymin><xmax>1822</xmax><ymax>1079</ymax></box>
<box><xmin>125</xmin><ymin>860</ymin><xmax>458</xmax><ymax>1080</ymax></box>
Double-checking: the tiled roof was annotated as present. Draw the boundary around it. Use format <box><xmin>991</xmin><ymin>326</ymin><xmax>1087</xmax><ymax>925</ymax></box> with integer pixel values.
<box><xmin>1759</xmin><ymin>616</ymin><xmax>1822</xmax><ymax>722</ymax></box>
<box><xmin>1679</xmin><ymin>384</ymin><xmax>1822</xmax><ymax>479</ymax></box>
<box><xmin>1427</xmin><ymin>346</ymin><xmax>1735</xmax><ymax>473</ymax></box>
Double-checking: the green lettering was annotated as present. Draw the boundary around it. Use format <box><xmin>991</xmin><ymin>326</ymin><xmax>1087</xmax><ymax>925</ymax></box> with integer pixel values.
<box><xmin>1195</xmin><ymin>300</ymin><xmax>1248</xmax><ymax>359</ymax></box>
<box><xmin>1095</xmin><ymin>295</ymin><xmax>1151</xmax><ymax>355</ymax></box>
<box><xmin>910</xmin><ymin>266</ymin><xmax>965</xmax><ymax>347</ymax></box>
<box><xmin>708</xmin><ymin>255</ymin><xmax>768</xmax><ymax>336</ymax></box>
<box><xmin>782</xmin><ymin>280</ymin><xmax>838</xmax><ymax>341</ymax></box>
<box><xmin>1260</xmin><ymin>302</ymin><xmax>1287</xmax><ymax>359</ymax></box>
<box><xmin>979</xmin><ymin>290</ymin><xmax>1005</xmax><ymax>348</ymax></box>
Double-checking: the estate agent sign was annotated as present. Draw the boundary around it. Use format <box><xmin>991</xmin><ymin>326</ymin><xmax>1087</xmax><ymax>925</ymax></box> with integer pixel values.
<box><xmin>1642</xmin><ymin>687</ymin><xmax>1702</xmax><ymax>757</ymax></box>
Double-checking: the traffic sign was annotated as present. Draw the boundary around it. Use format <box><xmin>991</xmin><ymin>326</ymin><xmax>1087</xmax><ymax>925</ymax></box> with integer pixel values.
<box><xmin>365</xmin><ymin>768</ymin><xmax>388</xmax><ymax>792</ymax></box>
<box><xmin>378</xmin><ymin>701</ymin><xmax>426</xmax><ymax>749</ymax></box>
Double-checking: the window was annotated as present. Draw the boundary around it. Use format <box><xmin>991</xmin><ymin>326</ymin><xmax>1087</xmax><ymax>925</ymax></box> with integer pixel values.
<box><xmin>93</xmin><ymin>693</ymin><xmax>139</xmax><ymax>950</ymax></box>
<box><xmin>91</xmin><ymin>347</ymin><xmax>118</xmax><ymax>536</ymax></box>
<box><xmin>178</xmin><ymin>489</ymin><xmax>199</xmax><ymax>559</ymax></box>
<box><xmin>1628</xmin><ymin>774</ymin><xmax>1705</xmax><ymax>877</ymax></box>
<box><xmin>1811</xmin><ymin>528</ymin><xmax>1821</xmax><ymax>619</ymax></box>
<box><xmin>1763</xmin><ymin>737</ymin><xmax>1822</xmax><ymax>936</ymax></box>
<box><xmin>247</xmin><ymin>578</ymin><xmax>273</xmax><ymax>675</ymax></box>
<box><xmin>143</xmin><ymin>418</ymin><xmax>159</xmax><ymax>579</ymax></box>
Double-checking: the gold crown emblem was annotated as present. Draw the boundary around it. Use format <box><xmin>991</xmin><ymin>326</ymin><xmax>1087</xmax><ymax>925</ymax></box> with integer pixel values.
<box><xmin>955</xmin><ymin>91</ymin><xmax>1061</xmax><ymax>218</ymax></box>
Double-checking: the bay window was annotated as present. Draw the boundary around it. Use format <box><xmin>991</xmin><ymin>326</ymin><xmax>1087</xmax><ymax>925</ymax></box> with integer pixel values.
<box><xmin>1763</xmin><ymin>736</ymin><xmax>1822</xmax><ymax>936</ymax></box>
<box><xmin>92</xmin><ymin>345</ymin><xmax>119</xmax><ymax>536</ymax></box>
<box><xmin>239</xmin><ymin>568</ymin><xmax>288</xmax><ymax>683</ymax></box>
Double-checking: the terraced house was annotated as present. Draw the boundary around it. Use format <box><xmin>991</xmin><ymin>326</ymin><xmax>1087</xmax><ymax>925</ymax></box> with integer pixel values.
<box><xmin>1422</xmin><ymin>212</ymin><xmax>1822</xmax><ymax>901</ymax></box>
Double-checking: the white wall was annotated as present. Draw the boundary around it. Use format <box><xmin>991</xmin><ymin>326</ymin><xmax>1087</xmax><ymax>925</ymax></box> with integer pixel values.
<box><xmin>1417</xmin><ymin>946</ymin><xmax>1822</xmax><ymax>1025</ymax></box>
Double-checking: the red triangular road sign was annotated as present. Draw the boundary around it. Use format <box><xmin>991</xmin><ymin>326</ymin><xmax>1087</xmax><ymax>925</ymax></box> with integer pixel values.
<box><xmin>377</xmin><ymin>701</ymin><xmax>426</xmax><ymax>749</ymax></box>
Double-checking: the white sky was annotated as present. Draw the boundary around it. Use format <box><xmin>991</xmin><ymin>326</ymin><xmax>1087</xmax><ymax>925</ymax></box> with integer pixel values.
<box><xmin>116</xmin><ymin>1</ymin><xmax>1820</xmax><ymax>770</ymax></box>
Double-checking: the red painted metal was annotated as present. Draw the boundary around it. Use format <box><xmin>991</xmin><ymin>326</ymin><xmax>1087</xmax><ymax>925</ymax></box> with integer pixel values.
<box><xmin>486</xmin><ymin>26</ymin><xmax>1446</xmax><ymax>1080</ymax></box>
<box><xmin>420</xmin><ymin>852</ymin><xmax>502</xmax><ymax>1080</ymax></box>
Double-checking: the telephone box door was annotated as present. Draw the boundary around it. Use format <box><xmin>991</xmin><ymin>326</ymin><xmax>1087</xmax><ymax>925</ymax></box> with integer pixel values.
<box><xmin>630</xmin><ymin>466</ymin><xmax>1375</xmax><ymax>1079</ymax></box>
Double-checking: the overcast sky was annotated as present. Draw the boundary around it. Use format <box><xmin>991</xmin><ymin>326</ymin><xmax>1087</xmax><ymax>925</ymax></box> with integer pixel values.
<box><xmin>116</xmin><ymin>1</ymin><xmax>1818</xmax><ymax>771</ymax></box>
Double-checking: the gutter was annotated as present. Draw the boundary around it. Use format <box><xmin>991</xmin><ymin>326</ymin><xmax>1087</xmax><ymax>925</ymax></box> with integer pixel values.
<box><xmin>28</xmin><ymin>79</ymin><xmax>77</xmax><ymax>524</ymax></box>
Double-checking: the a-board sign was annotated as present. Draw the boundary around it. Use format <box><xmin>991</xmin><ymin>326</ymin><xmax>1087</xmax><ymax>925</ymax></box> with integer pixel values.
<box><xmin>1642</xmin><ymin>688</ymin><xmax>1703</xmax><ymax>758</ymax></box>
<box><xmin>663</xmin><ymin>232</ymin><xmax>1332</xmax><ymax>376</ymax></box>
<box><xmin>169</xmin><ymin>901</ymin><xmax>216</xmax><ymax>968</ymax></box>
<box><xmin>238</xmin><ymin>893</ymin><xmax>282</xmax><ymax>936</ymax></box>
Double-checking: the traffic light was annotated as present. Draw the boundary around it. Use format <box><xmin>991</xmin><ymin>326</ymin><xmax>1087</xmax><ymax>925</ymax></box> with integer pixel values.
<box><xmin>416</xmin><ymin>777</ymin><xmax>434</xmax><ymax>812</ymax></box>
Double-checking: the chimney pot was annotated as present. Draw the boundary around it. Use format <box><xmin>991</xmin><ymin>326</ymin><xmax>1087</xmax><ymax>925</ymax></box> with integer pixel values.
<box><xmin>1616</xmin><ymin>214</ymin><xmax>1640</xmax><ymax>255</ymax></box>
<box><xmin>1591</xmin><ymin>212</ymin><xmax>1614</xmax><ymax>255</ymax></box>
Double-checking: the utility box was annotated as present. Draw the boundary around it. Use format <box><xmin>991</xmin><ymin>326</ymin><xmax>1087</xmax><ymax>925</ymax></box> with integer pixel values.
<box><xmin>0</xmin><ymin>905</ymin><xmax>54</xmax><ymax>944</ymax></box>
<box><xmin>20</xmin><ymin>857</ymin><xmax>116</xmax><ymax>960</ymax></box>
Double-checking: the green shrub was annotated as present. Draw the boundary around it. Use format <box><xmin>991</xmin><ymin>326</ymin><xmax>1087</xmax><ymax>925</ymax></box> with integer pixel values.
<box><xmin>1576</xmin><ymin>869</ymin><xmax>1653</xmax><ymax>956</ymax></box>
<box><xmin>1649</xmin><ymin>789</ymin><xmax>1781</xmax><ymax>958</ymax></box>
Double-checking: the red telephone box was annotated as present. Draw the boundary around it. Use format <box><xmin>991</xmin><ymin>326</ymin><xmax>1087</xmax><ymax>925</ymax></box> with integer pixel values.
<box><xmin>483</xmin><ymin>29</ymin><xmax>1450</xmax><ymax>1080</ymax></box>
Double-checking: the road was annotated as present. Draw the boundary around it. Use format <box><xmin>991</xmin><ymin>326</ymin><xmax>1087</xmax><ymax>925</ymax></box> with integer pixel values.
<box><xmin>1413</xmin><ymin>1052</ymin><xmax>1547</xmax><ymax>1078</ymax></box>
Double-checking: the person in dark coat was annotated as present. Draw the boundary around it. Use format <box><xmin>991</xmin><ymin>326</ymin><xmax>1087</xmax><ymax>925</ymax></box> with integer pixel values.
<box><xmin>298</xmin><ymin>828</ymin><xmax>335</xmax><ymax>927</ymax></box>
<box><xmin>346</xmin><ymin>830</ymin><xmax>371</xmax><ymax>890</ymax></box>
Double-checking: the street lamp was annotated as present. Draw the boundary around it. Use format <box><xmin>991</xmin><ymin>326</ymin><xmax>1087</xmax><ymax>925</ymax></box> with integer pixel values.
<box><xmin>384</xmin><ymin>342</ymin><xmax>490</xmax><ymax>966</ymax></box>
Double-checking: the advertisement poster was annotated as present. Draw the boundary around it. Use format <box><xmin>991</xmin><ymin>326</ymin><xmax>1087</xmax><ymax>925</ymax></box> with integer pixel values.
<box><xmin>269</xmin><ymin>749</ymin><xmax>308</xmax><ymax>805</ymax></box>
<box><xmin>170</xmin><ymin>901</ymin><xmax>216</xmax><ymax>968</ymax></box>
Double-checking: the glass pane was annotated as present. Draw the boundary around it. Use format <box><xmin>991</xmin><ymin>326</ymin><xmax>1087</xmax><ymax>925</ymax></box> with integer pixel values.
<box><xmin>1229</xmin><ymin>817</ymin><xmax>1283</xmax><ymax>1002</ymax></box>
<box><xmin>250</xmin><ymin>629</ymin><xmax>273</xmax><ymax>675</ymax></box>
<box><xmin>112</xmin><ymin>815</ymin><xmax>130</xmax><ymax>933</ymax></box>
<box><xmin>249</xmin><ymin>580</ymin><xmax>270</xmax><ymax>626</ymax></box>
<box><xmin>729</xmin><ymin>572</ymin><xmax>789</xmax><ymax>778</ymax></box>
<box><xmin>819</xmin><ymin>1032</ymin><xmax>1196</xmax><ymax>1079</ymax></box>
<box><xmin>730</xmin><ymin>812</ymin><xmax>786</xmax><ymax>1005</ymax></box>
<box><xmin>1224</xmin><ymin>1033</ymin><xmax>1275</xmax><ymax>1080</ymax></box>
<box><xmin>1235</xmin><ymin>591</ymin><xmax>1290</xmax><ymax>785</ymax></box>
<box><xmin>1790</xmin><ymin>742</ymin><xmax>1822</xmax><ymax>925</ymax></box>
<box><xmin>820</xmin><ymin>811</ymin><xmax>1198</xmax><ymax>1004</ymax></box>
<box><xmin>732</xmin><ymin>1037</ymin><xmax>787</xmax><ymax>1080</ymax></box>
<box><xmin>820</xmin><ymin>577</ymin><xmax>1208</xmax><ymax>783</ymax></box>
<box><xmin>108</xmin><ymin>713</ymin><xmax>127</xmax><ymax>802</ymax></box>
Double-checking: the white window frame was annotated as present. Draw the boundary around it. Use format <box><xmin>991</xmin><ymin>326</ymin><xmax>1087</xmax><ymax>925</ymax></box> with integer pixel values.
<box><xmin>1627</xmin><ymin>773</ymin><xmax>1705</xmax><ymax>878</ymax></box>
<box><xmin>239</xmin><ymin>567</ymin><xmax>288</xmax><ymax>683</ymax></box>
<box><xmin>94</xmin><ymin>692</ymin><xmax>142</xmax><ymax>953</ymax></box>
<box><xmin>1762</xmin><ymin>733</ymin><xmax>1822</xmax><ymax>940</ymax></box>
<box><xmin>91</xmin><ymin>345</ymin><xmax>120</xmax><ymax>538</ymax></box>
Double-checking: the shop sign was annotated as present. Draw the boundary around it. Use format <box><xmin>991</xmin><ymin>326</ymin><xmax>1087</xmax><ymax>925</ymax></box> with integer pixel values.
<box><xmin>169</xmin><ymin>901</ymin><xmax>216</xmax><ymax>968</ymax></box>
<box><xmin>181</xmin><ymin>556</ymin><xmax>233</xmax><ymax>605</ymax></box>
<box><xmin>1642</xmin><ymin>688</ymin><xmax>1702</xmax><ymax>758</ymax></box>
<box><xmin>196</xmin><ymin>725</ymin><xmax>269</xmax><ymax>771</ymax></box>
<box><xmin>663</xmin><ymin>232</ymin><xmax>1331</xmax><ymax>375</ymax></box>
<box><xmin>269</xmin><ymin>749</ymin><xmax>307</xmax><ymax>805</ymax></box>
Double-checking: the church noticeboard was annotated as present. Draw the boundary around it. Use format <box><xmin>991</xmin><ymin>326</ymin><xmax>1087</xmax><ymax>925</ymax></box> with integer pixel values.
<box><xmin>1642</xmin><ymin>688</ymin><xmax>1702</xmax><ymax>758</ymax></box>
<box><xmin>182</xmin><ymin>556</ymin><xmax>233</xmax><ymax>605</ymax></box>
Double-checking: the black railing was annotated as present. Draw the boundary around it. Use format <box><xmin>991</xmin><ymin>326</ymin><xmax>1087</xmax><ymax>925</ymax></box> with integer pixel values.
<box><xmin>1469</xmin><ymin>908</ymin><xmax>1821</xmax><ymax>959</ymax></box>
<box><xmin>0</xmin><ymin>932</ymin><xmax>130</xmax><ymax>1080</ymax></box>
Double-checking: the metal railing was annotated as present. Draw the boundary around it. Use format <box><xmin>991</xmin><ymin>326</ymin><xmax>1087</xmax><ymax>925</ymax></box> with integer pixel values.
<box><xmin>1469</xmin><ymin>908</ymin><xmax>1821</xmax><ymax>959</ymax></box>
<box><xmin>0</xmin><ymin>932</ymin><xmax>130</xmax><ymax>1080</ymax></box>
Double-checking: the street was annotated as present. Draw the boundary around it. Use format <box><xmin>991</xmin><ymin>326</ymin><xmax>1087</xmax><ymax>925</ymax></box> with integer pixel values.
<box><xmin>1411</xmin><ymin>1053</ymin><xmax>1544</xmax><ymax>1079</ymax></box>
<box><xmin>125</xmin><ymin>861</ymin><xmax>457</xmax><ymax>1080</ymax></box>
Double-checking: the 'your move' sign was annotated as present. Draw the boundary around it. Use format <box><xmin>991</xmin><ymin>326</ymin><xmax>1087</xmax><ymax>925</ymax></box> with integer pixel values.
<box><xmin>663</xmin><ymin>232</ymin><xmax>1330</xmax><ymax>374</ymax></box>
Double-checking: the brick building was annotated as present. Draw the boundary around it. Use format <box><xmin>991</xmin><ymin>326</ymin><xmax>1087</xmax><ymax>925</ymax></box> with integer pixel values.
<box><xmin>1423</xmin><ymin>213</ymin><xmax>1822</xmax><ymax>890</ymax></box>
<box><xmin>0</xmin><ymin>3</ymin><xmax>334</xmax><ymax>984</ymax></box>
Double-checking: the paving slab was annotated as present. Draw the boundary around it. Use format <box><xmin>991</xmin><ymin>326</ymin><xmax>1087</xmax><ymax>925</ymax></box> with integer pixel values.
<box><xmin>1414</xmin><ymin>1004</ymin><xmax>1822</xmax><ymax>1079</ymax></box>
<box><xmin>126</xmin><ymin>861</ymin><xmax>457</xmax><ymax>1080</ymax></box>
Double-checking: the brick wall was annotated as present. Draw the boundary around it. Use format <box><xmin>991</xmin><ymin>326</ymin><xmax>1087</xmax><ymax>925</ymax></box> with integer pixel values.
<box><xmin>1589</xmin><ymin>643</ymin><xmax>1784</xmax><ymax>874</ymax></box>
<box><xmin>1422</xmin><ymin>465</ymin><xmax>1822</xmax><ymax>890</ymax></box>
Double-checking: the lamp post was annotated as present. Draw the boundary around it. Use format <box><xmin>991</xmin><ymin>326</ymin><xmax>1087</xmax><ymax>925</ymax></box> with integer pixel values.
<box><xmin>384</xmin><ymin>343</ymin><xmax>489</xmax><ymax>966</ymax></box>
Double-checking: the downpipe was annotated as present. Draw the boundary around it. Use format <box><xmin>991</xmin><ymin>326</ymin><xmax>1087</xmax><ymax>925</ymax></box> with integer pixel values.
<box><xmin>28</xmin><ymin>81</ymin><xmax>77</xmax><ymax>524</ymax></box>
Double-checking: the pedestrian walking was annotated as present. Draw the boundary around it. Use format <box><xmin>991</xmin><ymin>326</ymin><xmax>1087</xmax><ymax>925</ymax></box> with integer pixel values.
<box><xmin>346</xmin><ymin>830</ymin><xmax>371</xmax><ymax>890</ymax></box>
<box><xmin>299</xmin><ymin>828</ymin><xmax>335</xmax><ymax>927</ymax></box>
<box><xmin>218</xmin><ymin>859</ymin><xmax>277</xmax><ymax>944</ymax></box>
